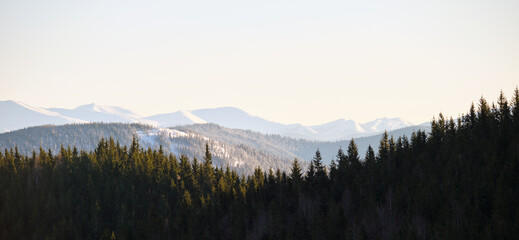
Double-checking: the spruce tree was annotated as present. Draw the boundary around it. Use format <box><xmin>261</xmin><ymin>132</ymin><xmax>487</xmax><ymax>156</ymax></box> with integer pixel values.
<box><xmin>347</xmin><ymin>139</ymin><xmax>360</xmax><ymax>167</ymax></box>
<box><xmin>312</xmin><ymin>148</ymin><xmax>325</xmax><ymax>175</ymax></box>
<box><xmin>306</xmin><ymin>160</ymin><xmax>316</xmax><ymax>181</ymax></box>
<box><xmin>336</xmin><ymin>147</ymin><xmax>347</xmax><ymax>168</ymax></box>
<box><xmin>378</xmin><ymin>131</ymin><xmax>390</xmax><ymax>163</ymax></box>
<box><xmin>201</xmin><ymin>143</ymin><xmax>214</xmax><ymax>194</ymax></box>
<box><xmin>290</xmin><ymin>158</ymin><xmax>303</xmax><ymax>184</ymax></box>
<box><xmin>364</xmin><ymin>145</ymin><xmax>376</xmax><ymax>185</ymax></box>
<box><xmin>512</xmin><ymin>87</ymin><xmax>519</xmax><ymax>131</ymax></box>
<box><xmin>203</xmin><ymin>143</ymin><xmax>212</xmax><ymax>167</ymax></box>
<box><xmin>497</xmin><ymin>90</ymin><xmax>511</xmax><ymax>124</ymax></box>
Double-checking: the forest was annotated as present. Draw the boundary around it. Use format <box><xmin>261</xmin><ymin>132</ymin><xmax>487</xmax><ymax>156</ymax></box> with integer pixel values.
<box><xmin>1</xmin><ymin>89</ymin><xmax>518</xmax><ymax>239</ymax></box>
<box><xmin>0</xmin><ymin>123</ymin><xmax>296</xmax><ymax>176</ymax></box>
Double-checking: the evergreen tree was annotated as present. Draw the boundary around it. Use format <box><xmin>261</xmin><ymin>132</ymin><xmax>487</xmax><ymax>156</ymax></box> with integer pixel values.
<box><xmin>290</xmin><ymin>158</ymin><xmax>303</xmax><ymax>184</ymax></box>
<box><xmin>347</xmin><ymin>139</ymin><xmax>360</xmax><ymax>168</ymax></box>
<box><xmin>364</xmin><ymin>145</ymin><xmax>376</xmax><ymax>183</ymax></box>
<box><xmin>336</xmin><ymin>147</ymin><xmax>347</xmax><ymax>168</ymax></box>
<box><xmin>513</xmin><ymin>87</ymin><xmax>519</xmax><ymax>131</ymax></box>
<box><xmin>378</xmin><ymin>131</ymin><xmax>390</xmax><ymax>165</ymax></box>
<box><xmin>312</xmin><ymin>148</ymin><xmax>326</xmax><ymax>177</ymax></box>
<box><xmin>203</xmin><ymin>143</ymin><xmax>212</xmax><ymax>167</ymax></box>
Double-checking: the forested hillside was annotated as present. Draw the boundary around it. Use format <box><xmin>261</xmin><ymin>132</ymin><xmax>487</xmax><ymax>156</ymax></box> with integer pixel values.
<box><xmin>0</xmin><ymin>89</ymin><xmax>518</xmax><ymax>239</ymax></box>
<box><xmin>176</xmin><ymin>123</ymin><xmax>430</xmax><ymax>164</ymax></box>
<box><xmin>0</xmin><ymin>123</ymin><xmax>295</xmax><ymax>175</ymax></box>
<box><xmin>0</xmin><ymin>123</ymin><xmax>150</xmax><ymax>153</ymax></box>
<box><xmin>0</xmin><ymin>121</ymin><xmax>429</xmax><ymax>170</ymax></box>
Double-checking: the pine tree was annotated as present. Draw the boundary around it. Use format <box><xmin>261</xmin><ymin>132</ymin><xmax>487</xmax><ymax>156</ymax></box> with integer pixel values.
<box><xmin>201</xmin><ymin>143</ymin><xmax>214</xmax><ymax>195</ymax></box>
<box><xmin>336</xmin><ymin>147</ymin><xmax>347</xmax><ymax>168</ymax></box>
<box><xmin>365</xmin><ymin>146</ymin><xmax>376</xmax><ymax>164</ymax></box>
<box><xmin>468</xmin><ymin>102</ymin><xmax>477</xmax><ymax>127</ymax></box>
<box><xmin>364</xmin><ymin>145</ymin><xmax>376</xmax><ymax>184</ymax></box>
<box><xmin>347</xmin><ymin>139</ymin><xmax>360</xmax><ymax>167</ymax></box>
<box><xmin>497</xmin><ymin>90</ymin><xmax>511</xmax><ymax>124</ymax></box>
<box><xmin>306</xmin><ymin>160</ymin><xmax>316</xmax><ymax>181</ymax></box>
<box><xmin>512</xmin><ymin>87</ymin><xmax>519</xmax><ymax>131</ymax></box>
<box><xmin>203</xmin><ymin>143</ymin><xmax>212</xmax><ymax>167</ymax></box>
<box><xmin>378</xmin><ymin>131</ymin><xmax>390</xmax><ymax>164</ymax></box>
<box><xmin>329</xmin><ymin>159</ymin><xmax>338</xmax><ymax>183</ymax></box>
<box><xmin>129</xmin><ymin>136</ymin><xmax>139</xmax><ymax>156</ymax></box>
<box><xmin>335</xmin><ymin>147</ymin><xmax>348</xmax><ymax>191</ymax></box>
<box><xmin>290</xmin><ymin>158</ymin><xmax>303</xmax><ymax>184</ymax></box>
<box><xmin>312</xmin><ymin>148</ymin><xmax>325</xmax><ymax>176</ymax></box>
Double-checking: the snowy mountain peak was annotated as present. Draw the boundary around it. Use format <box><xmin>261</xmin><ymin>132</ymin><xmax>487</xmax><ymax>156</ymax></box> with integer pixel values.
<box><xmin>0</xmin><ymin>100</ymin><xmax>418</xmax><ymax>141</ymax></box>
<box><xmin>73</xmin><ymin>103</ymin><xmax>139</xmax><ymax>116</ymax></box>
<box><xmin>48</xmin><ymin>104</ymin><xmax>153</xmax><ymax>125</ymax></box>
<box><xmin>74</xmin><ymin>103</ymin><xmax>98</xmax><ymax>111</ymax></box>
<box><xmin>0</xmin><ymin>100</ymin><xmax>86</xmax><ymax>133</ymax></box>
<box><xmin>3</xmin><ymin>100</ymin><xmax>61</xmax><ymax>117</ymax></box>
<box><xmin>146</xmin><ymin>110</ymin><xmax>207</xmax><ymax>127</ymax></box>
<box><xmin>361</xmin><ymin>117</ymin><xmax>414</xmax><ymax>133</ymax></box>
<box><xmin>321</xmin><ymin>118</ymin><xmax>357</xmax><ymax>126</ymax></box>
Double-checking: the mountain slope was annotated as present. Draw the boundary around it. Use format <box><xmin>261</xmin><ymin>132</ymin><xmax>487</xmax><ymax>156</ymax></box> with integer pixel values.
<box><xmin>0</xmin><ymin>100</ymin><xmax>85</xmax><ymax>132</ymax></box>
<box><xmin>0</xmin><ymin>100</ymin><xmax>416</xmax><ymax>141</ymax></box>
<box><xmin>309</xmin><ymin>119</ymin><xmax>366</xmax><ymax>140</ymax></box>
<box><xmin>0</xmin><ymin>123</ymin><xmax>297</xmax><ymax>175</ymax></box>
<box><xmin>145</xmin><ymin>110</ymin><xmax>207</xmax><ymax>127</ymax></box>
<box><xmin>191</xmin><ymin>107</ymin><xmax>287</xmax><ymax>133</ymax></box>
<box><xmin>0</xmin><ymin>122</ymin><xmax>430</xmax><ymax>174</ymax></box>
<box><xmin>361</xmin><ymin>117</ymin><xmax>414</xmax><ymax>132</ymax></box>
<box><xmin>49</xmin><ymin>103</ymin><xmax>155</xmax><ymax>125</ymax></box>
<box><xmin>176</xmin><ymin>123</ymin><xmax>431</xmax><ymax>164</ymax></box>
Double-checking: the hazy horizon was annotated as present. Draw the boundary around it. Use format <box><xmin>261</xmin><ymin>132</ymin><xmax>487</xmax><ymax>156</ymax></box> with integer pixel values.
<box><xmin>2</xmin><ymin>0</ymin><xmax>518</xmax><ymax>125</ymax></box>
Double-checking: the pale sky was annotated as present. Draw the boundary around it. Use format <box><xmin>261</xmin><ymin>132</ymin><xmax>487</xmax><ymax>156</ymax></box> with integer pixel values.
<box><xmin>1</xmin><ymin>0</ymin><xmax>518</xmax><ymax>125</ymax></box>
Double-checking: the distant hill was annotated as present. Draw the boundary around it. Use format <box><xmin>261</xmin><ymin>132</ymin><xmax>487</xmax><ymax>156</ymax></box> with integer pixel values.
<box><xmin>0</xmin><ymin>123</ymin><xmax>296</xmax><ymax>175</ymax></box>
<box><xmin>0</xmin><ymin>100</ymin><xmax>85</xmax><ymax>132</ymax></box>
<box><xmin>0</xmin><ymin>122</ymin><xmax>430</xmax><ymax>174</ymax></box>
<box><xmin>1</xmin><ymin>100</ymin><xmax>417</xmax><ymax>141</ymax></box>
<box><xmin>49</xmin><ymin>103</ymin><xmax>156</xmax><ymax>125</ymax></box>
<box><xmin>175</xmin><ymin>123</ymin><xmax>431</xmax><ymax>164</ymax></box>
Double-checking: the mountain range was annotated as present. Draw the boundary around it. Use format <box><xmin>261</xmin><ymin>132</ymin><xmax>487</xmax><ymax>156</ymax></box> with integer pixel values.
<box><xmin>0</xmin><ymin>122</ymin><xmax>430</xmax><ymax>175</ymax></box>
<box><xmin>0</xmin><ymin>100</ymin><xmax>416</xmax><ymax>141</ymax></box>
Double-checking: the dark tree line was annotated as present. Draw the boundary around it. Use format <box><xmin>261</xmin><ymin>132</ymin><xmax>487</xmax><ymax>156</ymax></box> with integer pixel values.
<box><xmin>1</xmin><ymin>89</ymin><xmax>518</xmax><ymax>239</ymax></box>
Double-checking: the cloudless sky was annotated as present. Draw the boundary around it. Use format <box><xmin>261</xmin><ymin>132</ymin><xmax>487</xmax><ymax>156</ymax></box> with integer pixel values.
<box><xmin>1</xmin><ymin>0</ymin><xmax>518</xmax><ymax>125</ymax></box>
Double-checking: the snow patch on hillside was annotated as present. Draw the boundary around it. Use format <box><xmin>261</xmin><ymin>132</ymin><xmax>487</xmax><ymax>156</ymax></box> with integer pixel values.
<box><xmin>138</xmin><ymin>128</ymin><xmax>188</xmax><ymax>142</ymax></box>
<box><xmin>179</xmin><ymin>110</ymin><xmax>207</xmax><ymax>124</ymax></box>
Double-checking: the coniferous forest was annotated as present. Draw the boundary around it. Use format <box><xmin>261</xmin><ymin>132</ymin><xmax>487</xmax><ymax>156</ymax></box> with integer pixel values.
<box><xmin>1</xmin><ymin>89</ymin><xmax>519</xmax><ymax>240</ymax></box>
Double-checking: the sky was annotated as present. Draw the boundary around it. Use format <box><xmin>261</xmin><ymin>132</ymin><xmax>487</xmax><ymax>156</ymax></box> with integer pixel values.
<box><xmin>1</xmin><ymin>0</ymin><xmax>518</xmax><ymax>125</ymax></box>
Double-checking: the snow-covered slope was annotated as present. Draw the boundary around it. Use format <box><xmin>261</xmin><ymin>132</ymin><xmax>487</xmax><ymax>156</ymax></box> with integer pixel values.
<box><xmin>191</xmin><ymin>107</ymin><xmax>286</xmax><ymax>133</ymax></box>
<box><xmin>49</xmin><ymin>104</ymin><xmax>156</xmax><ymax>125</ymax></box>
<box><xmin>0</xmin><ymin>100</ymin><xmax>85</xmax><ymax>132</ymax></box>
<box><xmin>274</xmin><ymin>124</ymin><xmax>319</xmax><ymax>140</ymax></box>
<box><xmin>309</xmin><ymin>119</ymin><xmax>366</xmax><ymax>141</ymax></box>
<box><xmin>180</xmin><ymin>107</ymin><xmax>413</xmax><ymax>141</ymax></box>
<box><xmin>0</xmin><ymin>100</ymin><xmax>415</xmax><ymax>140</ymax></box>
<box><xmin>361</xmin><ymin>117</ymin><xmax>414</xmax><ymax>133</ymax></box>
<box><xmin>303</xmin><ymin>118</ymin><xmax>415</xmax><ymax>141</ymax></box>
<box><xmin>145</xmin><ymin>110</ymin><xmax>206</xmax><ymax>127</ymax></box>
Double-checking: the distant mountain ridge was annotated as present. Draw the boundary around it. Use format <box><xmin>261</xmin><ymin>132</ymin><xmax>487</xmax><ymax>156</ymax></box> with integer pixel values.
<box><xmin>0</xmin><ymin>100</ymin><xmax>416</xmax><ymax>141</ymax></box>
<box><xmin>0</xmin><ymin>122</ymin><xmax>431</xmax><ymax>174</ymax></box>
